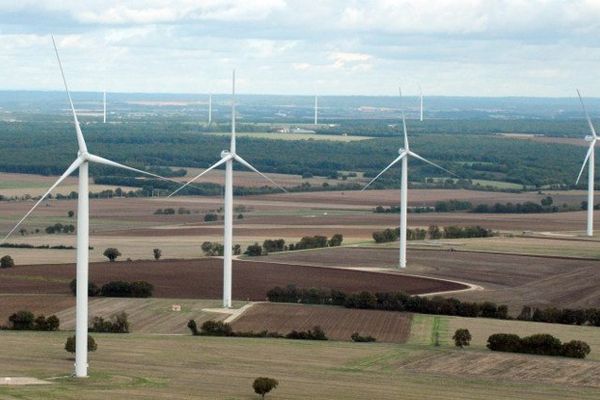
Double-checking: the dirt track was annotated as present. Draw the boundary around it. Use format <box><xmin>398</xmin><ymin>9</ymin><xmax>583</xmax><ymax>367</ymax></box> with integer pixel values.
<box><xmin>0</xmin><ymin>258</ymin><xmax>466</xmax><ymax>300</ymax></box>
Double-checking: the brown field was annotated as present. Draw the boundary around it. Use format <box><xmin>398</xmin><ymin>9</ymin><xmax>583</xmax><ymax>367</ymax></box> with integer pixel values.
<box><xmin>501</xmin><ymin>134</ymin><xmax>589</xmax><ymax>147</ymax></box>
<box><xmin>403</xmin><ymin>350</ymin><xmax>600</xmax><ymax>389</ymax></box>
<box><xmin>231</xmin><ymin>302</ymin><xmax>413</xmax><ymax>343</ymax></box>
<box><xmin>55</xmin><ymin>298</ymin><xmax>236</xmax><ymax>334</ymax></box>
<box><xmin>0</xmin><ymin>258</ymin><xmax>466</xmax><ymax>300</ymax></box>
<box><xmin>257</xmin><ymin>247</ymin><xmax>600</xmax><ymax>311</ymax></box>
<box><xmin>0</xmin><ymin>294</ymin><xmax>74</xmax><ymax>325</ymax></box>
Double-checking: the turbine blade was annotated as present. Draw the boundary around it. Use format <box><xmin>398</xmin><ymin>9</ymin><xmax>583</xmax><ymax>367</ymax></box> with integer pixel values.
<box><xmin>577</xmin><ymin>89</ymin><xmax>598</xmax><ymax>138</ymax></box>
<box><xmin>233</xmin><ymin>154</ymin><xmax>288</xmax><ymax>193</ymax></box>
<box><xmin>167</xmin><ymin>156</ymin><xmax>232</xmax><ymax>198</ymax></box>
<box><xmin>402</xmin><ymin>111</ymin><xmax>409</xmax><ymax>151</ymax></box>
<box><xmin>409</xmin><ymin>151</ymin><xmax>457</xmax><ymax>177</ymax></box>
<box><xmin>576</xmin><ymin>143</ymin><xmax>595</xmax><ymax>184</ymax></box>
<box><xmin>361</xmin><ymin>153</ymin><xmax>406</xmax><ymax>191</ymax></box>
<box><xmin>3</xmin><ymin>157</ymin><xmax>83</xmax><ymax>241</ymax></box>
<box><xmin>231</xmin><ymin>69</ymin><xmax>236</xmax><ymax>153</ymax></box>
<box><xmin>86</xmin><ymin>153</ymin><xmax>191</xmax><ymax>187</ymax></box>
<box><xmin>51</xmin><ymin>35</ymin><xmax>88</xmax><ymax>153</ymax></box>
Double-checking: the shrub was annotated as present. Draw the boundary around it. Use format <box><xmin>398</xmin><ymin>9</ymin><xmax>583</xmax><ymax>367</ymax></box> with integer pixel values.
<box><xmin>65</xmin><ymin>335</ymin><xmax>97</xmax><ymax>354</ymax></box>
<box><xmin>99</xmin><ymin>280</ymin><xmax>154</xmax><ymax>298</ymax></box>
<box><xmin>351</xmin><ymin>332</ymin><xmax>376</xmax><ymax>342</ymax></box>
<box><xmin>487</xmin><ymin>333</ymin><xmax>591</xmax><ymax>359</ymax></box>
<box><xmin>328</xmin><ymin>233</ymin><xmax>344</xmax><ymax>247</ymax></box>
<box><xmin>285</xmin><ymin>326</ymin><xmax>327</xmax><ymax>341</ymax></box>
<box><xmin>8</xmin><ymin>310</ymin><xmax>34</xmax><ymax>330</ymax></box>
<box><xmin>34</xmin><ymin>314</ymin><xmax>60</xmax><ymax>331</ymax></box>
<box><xmin>90</xmin><ymin>312</ymin><xmax>129</xmax><ymax>333</ymax></box>
<box><xmin>153</xmin><ymin>248</ymin><xmax>162</xmax><ymax>260</ymax></box>
<box><xmin>201</xmin><ymin>241</ymin><xmax>224</xmax><ymax>256</ymax></box>
<box><xmin>204</xmin><ymin>213</ymin><xmax>218</xmax><ymax>222</ymax></box>
<box><xmin>452</xmin><ymin>329</ymin><xmax>472</xmax><ymax>348</ymax></box>
<box><xmin>0</xmin><ymin>255</ymin><xmax>14</xmax><ymax>268</ymax></box>
<box><xmin>561</xmin><ymin>340</ymin><xmax>591</xmax><ymax>359</ymax></box>
<box><xmin>187</xmin><ymin>319</ymin><xmax>199</xmax><ymax>335</ymax></box>
<box><xmin>200</xmin><ymin>320</ymin><xmax>233</xmax><ymax>336</ymax></box>
<box><xmin>253</xmin><ymin>377</ymin><xmax>278</xmax><ymax>399</ymax></box>
<box><xmin>487</xmin><ymin>333</ymin><xmax>522</xmax><ymax>352</ymax></box>
<box><xmin>69</xmin><ymin>279</ymin><xmax>100</xmax><ymax>297</ymax></box>
<box><xmin>103</xmin><ymin>248</ymin><xmax>122</xmax><ymax>262</ymax></box>
<box><xmin>245</xmin><ymin>243</ymin><xmax>263</xmax><ymax>256</ymax></box>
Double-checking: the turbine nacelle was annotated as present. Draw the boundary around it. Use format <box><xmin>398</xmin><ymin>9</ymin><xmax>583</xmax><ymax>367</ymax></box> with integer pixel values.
<box><xmin>398</xmin><ymin>148</ymin><xmax>406</xmax><ymax>155</ymax></box>
<box><xmin>221</xmin><ymin>150</ymin><xmax>232</xmax><ymax>158</ymax></box>
<box><xmin>585</xmin><ymin>135</ymin><xmax>595</xmax><ymax>142</ymax></box>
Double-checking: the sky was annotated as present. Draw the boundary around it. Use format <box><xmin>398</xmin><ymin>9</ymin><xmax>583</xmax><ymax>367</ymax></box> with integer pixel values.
<box><xmin>1</xmin><ymin>0</ymin><xmax>600</xmax><ymax>97</ymax></box>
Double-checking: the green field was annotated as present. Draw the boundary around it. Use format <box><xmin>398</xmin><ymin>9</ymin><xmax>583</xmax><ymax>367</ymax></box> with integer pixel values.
<box><xmin>205</xmin><ymin>131</ymin><xmax>370</xmax><ymax>142</ymax></box>
<box><xmin>1</xmin><ymin>330</ymin><xmax>599</xmax><ymax>400</ymax></box>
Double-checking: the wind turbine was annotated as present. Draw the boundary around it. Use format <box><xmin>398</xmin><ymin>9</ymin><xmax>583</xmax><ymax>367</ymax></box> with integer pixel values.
<box><xmin>576</xmin><ymin>89</ymin><xmax>598</xmax><ymax>237</ymax></box>
<box><xmin>419</xmin><ymin>85</ymin><xmax>423</xmax><ymax>122</ymax></box>
<box><xmin>103</xmin><ymin>89</ymin><xmax>107</xmax><ymax>123</ymax></box>
<box><xmin>208</xmin><ymin>94</ymin><xmax>213</xmax><ymax>125</ymax></box>
<box><xmin>314</xmin><ymin>95</ymin><xmax>318</xmax><ymax>125</ymax></box>
<box><xmin>3</xmin><ymin>36</ymin><xmax>181</xmax><ymax>378</ymax></box>
<box><xmin>168</xmin><ymin>70</ymin><xmax>286</xmax><ymax>307</ymax></box>
<box><xmin>362</xmin><ymin>110</ymin><xmax>455</xmax><ymax>268</ymax></box>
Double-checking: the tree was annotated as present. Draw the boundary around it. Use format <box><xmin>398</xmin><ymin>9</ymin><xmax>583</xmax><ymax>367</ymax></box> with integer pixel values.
<box><xmin>252</xmin><ymin>377</ymin><xmax>279</xmax><ymax>399</ymax></box>
<box><xmin>68</xmin><ymin>210</ymin><xmax>75</xmax><ymax>218</ymax></box>
<box><xmin>452</xmin><ymin>329</ymin><xmax>472</xmax><ymax>348</ymax></box>
<box><xmin>245</xmin><ymin>243</ymin><xmax>263</xmax><ymax>256</ymax></box>
<box><xmin>540</xmin><ymin>196</ymin><xmax>553</xmax><ymax>207</ymax></box>
<box><xmin>204</xmin><ymin>213</ymin><xmax>218</xmax><ymax>222</ymax></box>
<box><xmin>328</xmin><ymin>233</ymin><xmax>343</xmax><ymax>247</ymax></box>
<box><xmin>65</xmin><ymin>335</ymin><xmax>97</xmax><ymax>354</ymax></box>
<box><xmin>0</xmin><ymin>255</ymin><xmax>14</xmax><ymax>269</ymax></box>
<box><xmin>153</xmin><ymin>248</ymin><xmax>162</xmax><ymax>260</ymax></box>
<box><xmin>8</xmin><ymin>311</ymin><xmax>34</xmax><ymax>330</ymax></box>
<box><xmin>103</xmin><ymin>248</ymin><xmax>122</xmax><ymax>262</ymax></box>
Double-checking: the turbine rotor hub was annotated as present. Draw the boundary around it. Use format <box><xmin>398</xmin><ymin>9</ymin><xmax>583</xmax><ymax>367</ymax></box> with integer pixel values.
<box><xmin>585</xmin><ymin>135</ymin><xmax>594</xmax><ymax>142</ymax></box>
<box><xmin>220</xmin><ymin>150</ymin><xmax>231</xmax><ymax>158</ymax></box>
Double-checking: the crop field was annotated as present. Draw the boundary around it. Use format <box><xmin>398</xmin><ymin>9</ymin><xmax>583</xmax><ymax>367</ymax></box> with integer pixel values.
<box><xmin>1</xmin><ymin>331</ymin><xmax>599</xmax><ymax>399</ymax></box>
<box><xmin>0</xmin><ymin>258</ymin><xmax>465</xmax><ymax>300</ymax></box>
<box><xmin>204</xmin><ymin>130</ymin><xmax>371</xmax><ymax>142</ymax></box>
<box><xmin>0</xmin><ymin>294</ymin><xmax>74</xmax><ymax>324</ymax></box>
<box><xmin>231</xmin><ymin>303</ymin><xmax>413</xmax><ymax>343</ymax></box>
<box><xmin>55</xmin><ymin>298</ymin><xmax>243</xmax><ymax>334</ymax></box>
<box><xmin>256</xmin><ymin>247</ymin><xmax>600</xmax><ymax>312</ymax></box>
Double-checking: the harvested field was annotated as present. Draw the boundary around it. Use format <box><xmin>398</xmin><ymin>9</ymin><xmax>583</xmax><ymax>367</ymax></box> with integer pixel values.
<box><xmin>4</xmin><ymin>332</ymin><xmax>599</xmax><ymax>400</ymax></box>
<box><xmin>402</xmin><ymin>350</ymin><xmax>600</xmax><ymax>389</ymax></box>
<box><xmin>231</xmin><ymin>302</ymin><xmax>412</xmax><ymax>343</ymax></box>
<box><xmin>55</xmin><ymin>298</ymin><xmax>240</xmax><ymax>334</ymax></box>
<box><xmin>0</xmin><ymin>258</ymin><xmax>466</xmax><ymax>300</ymax></box>
<box><xmin>257</xmin><ymin>247</ymin><xmax>600</xmax><ymax>311</ymax></box>
<box><xmin>0</xmin><ymin>294</ymin><xmax>74</xmax><ymax>325</ymax></box>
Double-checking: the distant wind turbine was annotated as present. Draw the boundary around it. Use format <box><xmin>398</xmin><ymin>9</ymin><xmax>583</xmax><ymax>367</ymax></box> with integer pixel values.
<box><xmin>419</xmin><ymin>85</ymin><xmax>423</xmax><ymax>122</ymax></box>
<box><xmin>208</xmin><ymin>94</ymin><xmax>212</xmax><ymax>125</ymax></box>
<box><xmin>576</xmin><ymin>89</ymin><xmax>598</xmax><ymax>237</ymax></box>
<box><xmin>3</xmin><ymin>36</ymin><xmax>182</xmax><ymax>378</ymax></box>
<box><xmin>168</xmin><ymin>70</ymin><xmax>287</xmax><ymax>307</ymax></box>
<box><xmin>362</xmin><ymin>101</ymin><xmax>455</xmax><ymax>268</ymax></box>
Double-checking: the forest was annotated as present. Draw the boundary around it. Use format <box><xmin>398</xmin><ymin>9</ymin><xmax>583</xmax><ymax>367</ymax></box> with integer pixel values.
<box><xmin>0</xmin><ymin>118</ymin><xmax>594</xmax><ymax>191</ymax></box>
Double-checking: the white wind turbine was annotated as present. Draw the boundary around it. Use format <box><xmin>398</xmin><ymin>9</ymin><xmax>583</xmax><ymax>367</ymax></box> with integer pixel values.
<box><xmin>576</xmin><ymin>89</ymin><xmax>598</xmax><ymax>237</ymax></box>
<box><xmin>419</xmin><ymin>85</ymin><xmax>423</xmax><ymax>122</ymax></box>
<box><xmin>168</xmin><ymin>70</ymin><xmax>286</xmax><ymax>307</ymax></box>
<box><xmin>3</xmin><ymin>36</ymin><xmax>181</xmax><ymax>378</ymax></box>
<box><xmin>362</xmin><ymin>111</ymin><xmax>455</xmax><ymax>268</ymax></box>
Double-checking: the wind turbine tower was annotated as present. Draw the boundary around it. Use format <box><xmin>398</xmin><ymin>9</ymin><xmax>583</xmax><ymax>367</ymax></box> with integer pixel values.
<box><xmin>169</xmin><ymin>70</ymin><xmax>286</xmax><ymax>307</ymax></box>
<box><xmin>362</xmin><ymin>92</ymin><xmax>455</xmax><ymax>268</ymax></box>
<box><xmin>208</xmin><ymin>94</ymin><xmax>212</xmax><ymax>125</ymax></box>
<box><xmin>419</xmin><ymin>85</ymin><xmax>423</xmax><ymax>122</ymax></box>
<box><xmin>576</xmin><ymin>89</ymin><xmax>598</xmax><ymax>237</ymax></box>
<box><xmin>103</xmin><ymin>89</ymin><xmax>107</xmax><ymax>123</ymax></box>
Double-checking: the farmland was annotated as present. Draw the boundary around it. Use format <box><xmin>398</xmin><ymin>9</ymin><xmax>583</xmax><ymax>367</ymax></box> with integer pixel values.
<box><xmin>1</xmin><ymin>330</ymin><xmax>599</xmax><ymax>399</ymax></box>
<box><xmin>257</xmin><ymin>247</ymin><xmax>600</xmax><ymax>312</ymax></box>
<box><xmin>0</xmin><ymin>258</ymin><xmax>466</xmax><ymax>299</ymax></box>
